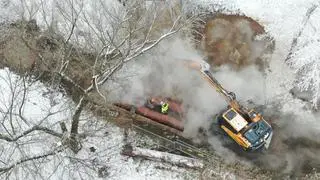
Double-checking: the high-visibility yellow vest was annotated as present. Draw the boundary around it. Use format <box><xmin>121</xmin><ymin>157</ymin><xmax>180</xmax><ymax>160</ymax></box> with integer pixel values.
<box><xmin>161</xmin><ymin>103</ymin><xmax>169</xmax><ymax>113</ymax></box>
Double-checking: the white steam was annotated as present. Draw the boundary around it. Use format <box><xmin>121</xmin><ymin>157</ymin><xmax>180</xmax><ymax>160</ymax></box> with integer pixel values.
<box><xmin>214</xmin><ymin>65</ymin><xmax>266</xmax><ymax>105</ymax></box>
<box><xmin>101</xmin><ymin>7</ymin><xmax>320</xmax><ymax>177</ymax></box>
<box><xmin>106</xmin><ymin>37</ymin><xmax>268</xmax><ymax>157</ymax></box>
<box><xmin>105</xmin><ymin>34</ymin><xmax>320</xmax><ymax>174</ymax></box>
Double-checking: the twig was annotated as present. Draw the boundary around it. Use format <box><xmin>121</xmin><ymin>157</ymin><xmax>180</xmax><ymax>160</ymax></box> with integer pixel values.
<box><xmin>285</xmin><ymin>4</ymin><xmax>318</xmax><ymax>62</ymax></box>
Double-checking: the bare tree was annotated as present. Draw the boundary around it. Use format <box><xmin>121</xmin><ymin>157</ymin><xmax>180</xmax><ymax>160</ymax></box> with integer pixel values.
<box><xmin>0</xmin><ymin>0</ymin><xmax>197</xmax><ymax>179</ymax></box>
<box><xmin>35</xmin><ymin>0</ymin><xmax>191</xmax><ymax>154</ymax></box>
<box><xmin>285</xmin><ymin>4</ymin><xmax>320</xmax><ymax>108</ymax></box>
<box><xmin>0</xmin><ymin>69</ymin><xmax>65</xmax><ymax>178</ymax></box>
<box><xmin>0</xmin><ymin>68</ymin><xmax>138</xmax><ymax>179</ymax></box>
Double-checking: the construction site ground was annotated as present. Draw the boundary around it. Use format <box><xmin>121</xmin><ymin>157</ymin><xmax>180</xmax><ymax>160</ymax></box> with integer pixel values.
<box><xmin>0</xmin><ymin>16</ymin><xmax>320</xmax><ymax>179</ymax></box>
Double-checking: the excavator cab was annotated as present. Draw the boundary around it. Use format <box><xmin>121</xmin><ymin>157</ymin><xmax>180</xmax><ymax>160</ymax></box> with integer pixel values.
<box><xmin>218</xmin><ymin>107</ymin><xmax>273</xmax><ymax>151</ymax></box>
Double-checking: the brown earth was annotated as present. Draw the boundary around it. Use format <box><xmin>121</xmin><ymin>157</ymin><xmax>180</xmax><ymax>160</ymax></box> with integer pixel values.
<box><xmin>195</xmin><ymin>14</ymin><xmax>274</xmax><ymax>70</ymax></box>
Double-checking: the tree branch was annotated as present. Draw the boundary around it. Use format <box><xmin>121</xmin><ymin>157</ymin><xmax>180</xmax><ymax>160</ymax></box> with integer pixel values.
<box><xmin>0</xmin><ymin>125</ymin><xmax>62</xmax><ymax>142</ymax></box>
<box><xmin>285</xmin><ymin>4</ymin><xmax>318</xmax><ymax>62</ymax></box>
<box><xmin>0</xmin><ymin>147</ymin><xmax>63</xmax><ymax>173</ymax></box>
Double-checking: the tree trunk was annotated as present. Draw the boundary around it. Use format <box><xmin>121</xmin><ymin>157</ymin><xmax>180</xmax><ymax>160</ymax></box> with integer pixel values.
<box><xmin>70</xmin><ymin>96</ymin><xmax>88</xmax><ymax>135</ymax></box>
<box><xmin>69</xmin><ymin>96</ymin><xmax>88</xmax><ymax>153</ymax></box>
<box><xmin>121</xmin><ymin>145</ymin><xmax>204</xmax><ymax>169</ymax></box>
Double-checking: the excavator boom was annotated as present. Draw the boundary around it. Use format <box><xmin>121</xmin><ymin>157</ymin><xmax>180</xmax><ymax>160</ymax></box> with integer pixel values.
<box><xmin>201</xmin><ymin>70</ymin><xmax>241</xmax><ymax>109</ymax></box>
<box><xmin>185</xmin><ymin>60</ymin><xmax>241</xmax><ymax>111</ymax></box>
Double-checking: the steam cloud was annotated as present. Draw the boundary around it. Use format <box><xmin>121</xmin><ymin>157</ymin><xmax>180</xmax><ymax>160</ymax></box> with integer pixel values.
<box><xmin>106</xmin><ymin>37</ymin><xmax>266</xmax><ymax>159</ymax></box>
<box><xmin>104</xmin><ymin>21</ymin><xmax>320</xmax><ymax>175</ymax></box>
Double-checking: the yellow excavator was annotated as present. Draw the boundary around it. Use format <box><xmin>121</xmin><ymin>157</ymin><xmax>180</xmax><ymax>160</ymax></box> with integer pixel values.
<box><xmin>186</xmin><ymin>60</ymin><xmax>273</xmax><ymax>151</ymax></box>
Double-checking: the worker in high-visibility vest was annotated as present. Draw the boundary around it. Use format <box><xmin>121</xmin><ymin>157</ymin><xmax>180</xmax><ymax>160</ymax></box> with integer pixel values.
<box><xmin>160</xmin><ymin>101</ymin><xmax>169</xmax><ymax>114</ymax></box>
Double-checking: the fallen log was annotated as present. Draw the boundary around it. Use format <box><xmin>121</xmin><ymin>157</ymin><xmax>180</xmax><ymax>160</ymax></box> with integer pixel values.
<box><xmin>121</xmin><ymin>145</ymin><xmax>204</xmax><ymax>169</ymax></box>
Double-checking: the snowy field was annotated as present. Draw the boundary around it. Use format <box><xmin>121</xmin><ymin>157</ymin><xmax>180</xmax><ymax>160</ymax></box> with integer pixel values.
<box><xmin>0</xmin><ymin>68</ymin><xmax>198</xmax><ymax>179</ymax></box>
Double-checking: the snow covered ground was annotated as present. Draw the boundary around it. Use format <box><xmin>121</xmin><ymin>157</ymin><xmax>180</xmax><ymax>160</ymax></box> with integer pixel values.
<box><xmin>0</xmin><ymin>68</ymin><xmax>199</xmax><ymax>180</ymax></box>
<box><xmin>1</xmin><ymin>0</ymin><xmax>320</xmax><ymax>178</ymax></box>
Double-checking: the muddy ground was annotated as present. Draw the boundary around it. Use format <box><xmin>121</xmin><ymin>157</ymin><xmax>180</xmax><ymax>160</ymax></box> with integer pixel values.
<box><xmin>194</xmin><ymin>14</ymin><xmax>274</xmax><ymax>71</ymax></box>
<box><xmin>0</xmin><ymin>16</ymin><xmax>320</xmax><ymax>179</ymax></box>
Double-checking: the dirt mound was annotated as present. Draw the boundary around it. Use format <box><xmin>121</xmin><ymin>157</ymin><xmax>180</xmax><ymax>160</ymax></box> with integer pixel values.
<box><xmin>196</xmin><ymin>14</ymin><xmax>274</xmax><ymax>70</ymax></box>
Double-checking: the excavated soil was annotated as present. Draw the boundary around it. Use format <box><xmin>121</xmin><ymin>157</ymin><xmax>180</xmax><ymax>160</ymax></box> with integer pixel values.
<box><xmin>195</xmin><ymin>14</ymin><xmax>274</xmax><ymax>70</ymax></box>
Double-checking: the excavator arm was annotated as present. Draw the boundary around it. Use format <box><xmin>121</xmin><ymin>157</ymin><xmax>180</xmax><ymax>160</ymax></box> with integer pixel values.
<box><xmin>185</xmin><ymin>60</ymin><xmax>242</xmax><ymax>112</ymax></box>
